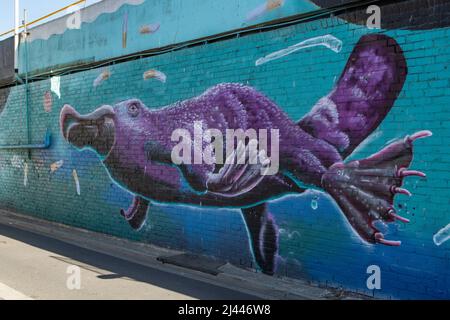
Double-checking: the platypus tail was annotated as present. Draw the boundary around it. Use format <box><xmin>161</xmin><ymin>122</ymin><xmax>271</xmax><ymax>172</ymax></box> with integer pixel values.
<box><xmin>297</xmin><ymin>34</ymin><xmax>431</xmax><ymax>245</ymax></box>
<box><xmin>298</xmin><ymin>34</ymin><xmax>407</xmax><ymax>159</ymax></box>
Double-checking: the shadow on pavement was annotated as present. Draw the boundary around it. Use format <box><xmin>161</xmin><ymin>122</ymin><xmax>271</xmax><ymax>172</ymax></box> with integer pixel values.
<box><xmin>0</xmin><ymin>223</ymin><xmax>260</xmax><ymax>300</ymax></box>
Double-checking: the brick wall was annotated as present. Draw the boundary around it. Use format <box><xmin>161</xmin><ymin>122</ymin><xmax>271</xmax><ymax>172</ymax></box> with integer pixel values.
<box><xmin>0</xmin><ymin>1</ymin><xmax>449</xmax><ymax>299</ymax></box>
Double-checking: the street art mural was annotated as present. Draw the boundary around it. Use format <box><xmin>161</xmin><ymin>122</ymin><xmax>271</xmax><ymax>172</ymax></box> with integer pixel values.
<box><xmin>59</xmin><ymin>34</ymin><xmax>431</xmax><ymax>275</ymax></box>
<box><xmin>0</xmin><ymin>0</ymin><xmax>449</xmax><ymax>299</ymax></box>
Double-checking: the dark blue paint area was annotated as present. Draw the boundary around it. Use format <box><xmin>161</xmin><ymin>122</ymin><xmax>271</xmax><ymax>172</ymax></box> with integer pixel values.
<box><xmin>150</xmin><ymin>204</ymin><xmax>254</xmax><ymax>267</ymax></box>
<box><xmin>268</xmin><ymin>193</ymin><xmax>450</xmax><ymax>299</ymax></box>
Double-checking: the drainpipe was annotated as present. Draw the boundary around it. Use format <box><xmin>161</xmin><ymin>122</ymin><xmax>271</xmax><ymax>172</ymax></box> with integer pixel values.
<box><xmin>13</xmin><ymin>0</ymin><xmax>23</xmax><ymax>84</ymax></box>
<box><xmin>23</xmin><ymin>8</ymin><xmax>31</xmax><ymax>159</ymax></box>
<box><xmin>14</xmin><ymin>0</ymin><xmax>19</xmax><ymax>73</ymax></box>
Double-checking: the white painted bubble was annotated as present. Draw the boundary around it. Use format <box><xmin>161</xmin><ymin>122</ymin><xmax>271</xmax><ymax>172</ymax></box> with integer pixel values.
<box><xmin>433</xmin><ymin>223</ymin><xmax>450</xmax><ymax>246</ymax></box>
<box><xmin>255</xmin><ymin>35</ymin><xmax>343</xmax><ymax>66</ymax></box>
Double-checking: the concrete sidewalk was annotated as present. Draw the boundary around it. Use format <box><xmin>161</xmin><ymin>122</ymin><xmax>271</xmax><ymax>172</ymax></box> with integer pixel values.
<box><xmin>0</xmin><ymin>209</ymin><xmax>368</xmax><ymax>300</ymax></box>
<box><xmin>0</xmin><ymin>222</ymin><xmax>258</xmax><ymax>299</ymax></box>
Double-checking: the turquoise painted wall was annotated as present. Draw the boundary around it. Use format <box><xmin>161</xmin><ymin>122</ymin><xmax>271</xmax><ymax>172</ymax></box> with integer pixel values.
<box><xmin>1</xmin><ymin>0</ymin><xmax>449</xmax><ymax>299</ymax></box>
<box><xmin>19</xmin><ymin>0</ymin><xmax>317</xmax><ymax>75</ymax></box>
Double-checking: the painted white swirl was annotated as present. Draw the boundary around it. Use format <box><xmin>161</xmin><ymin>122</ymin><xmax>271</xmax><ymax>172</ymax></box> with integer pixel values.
<box><xmin>28</xmin><ymin>0</ymin><xmax>145</xmax><ymax>41</ymax></box>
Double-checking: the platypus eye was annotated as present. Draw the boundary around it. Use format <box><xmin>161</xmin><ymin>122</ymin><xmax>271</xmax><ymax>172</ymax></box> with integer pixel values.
<box><xmin>127</xmin><ymin>103</ymin><xmax>140</xmax><ymax>117</ymax></box>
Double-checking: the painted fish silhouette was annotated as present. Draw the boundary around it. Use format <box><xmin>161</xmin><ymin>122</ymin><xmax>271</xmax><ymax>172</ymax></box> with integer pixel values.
<box><xmin>60</xmin><ymin>34</ymin><xmax>431</xmax><ymax>275</ymax></box>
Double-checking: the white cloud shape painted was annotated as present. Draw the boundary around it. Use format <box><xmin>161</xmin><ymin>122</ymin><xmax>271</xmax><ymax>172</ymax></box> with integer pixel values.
<box><xmin>28</xmin><ymin>0</ymin><xmax>145</xmax><ymax>41</ymax></box>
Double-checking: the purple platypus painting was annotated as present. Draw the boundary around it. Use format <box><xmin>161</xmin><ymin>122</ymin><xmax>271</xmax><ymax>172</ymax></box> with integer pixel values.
<box><xmin>60</xmin><ymin>34</ymin><xmax>431</xmax><ymax>275</ymax></box>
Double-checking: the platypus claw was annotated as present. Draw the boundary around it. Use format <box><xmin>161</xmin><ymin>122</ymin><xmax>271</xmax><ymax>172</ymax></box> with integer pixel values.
<box><xmin>387</xmin><ymin>208</ymin><xmax>410</xmax><ymax>223</ymax></box>
<box><xmin>374</xmin><ymin>232</ymin><xmax>401</xmax><ymax>246</ymax></box>
<box><xmin>407</xmin><ymin>130</ymin><xmax>433</xmax><ymax>143</ymax></box>
<box><xmin>391</xmin><ymin>186</ymin><xmax>412</xmax><ymax>197</ymax></box>
<box><xmin>397</xmin><ymin>168</ymin><xmax>426</xmax><ymax>178</ymax></box>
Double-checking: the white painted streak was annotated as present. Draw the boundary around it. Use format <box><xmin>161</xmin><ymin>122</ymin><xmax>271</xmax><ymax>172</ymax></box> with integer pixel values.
<box><xmin>0</xmin><ymin>282</ymin><xmax>33</xmax><ymax>300</ymax></box>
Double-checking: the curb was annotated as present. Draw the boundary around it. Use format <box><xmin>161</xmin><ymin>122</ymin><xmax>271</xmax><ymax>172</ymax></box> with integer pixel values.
<box><xmin>0</xmin><ymin>208</ymin><xmax>370</xmax><ymax>300</ymax></box>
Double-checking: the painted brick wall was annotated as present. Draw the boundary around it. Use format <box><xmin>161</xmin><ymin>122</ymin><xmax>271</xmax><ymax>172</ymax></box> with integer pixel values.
<box><xmin>0</xmin><ymin>1</ymin><xmax>449</xmax><ymax>299</ymax></box>
<box><xmin>19</xmin><ymin>0</ymin><xmax>317</xmax><ymax>76</ymax></box>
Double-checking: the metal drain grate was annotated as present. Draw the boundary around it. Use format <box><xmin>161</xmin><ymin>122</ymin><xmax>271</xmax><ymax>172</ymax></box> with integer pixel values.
<box><xmin>157</xmin><ymin>253</ymin><xmax>226</xmax><ymax>276</ymax></box>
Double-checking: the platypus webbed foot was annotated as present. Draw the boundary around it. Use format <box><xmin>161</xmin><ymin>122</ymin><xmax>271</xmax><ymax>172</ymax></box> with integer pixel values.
<box><xmin>120</xmin><ymin>196</ymin><xmax>149</xmax><ymax>230</ymax></box>
<box><xmin>322</xmin><ymin>131</ymin><xmax>432</xmax><ymax>246</ymax></box>
<box><xmin>206</xmin><ymin>140</ymin><xmax>270</xmax><ymax>197</ymax></box>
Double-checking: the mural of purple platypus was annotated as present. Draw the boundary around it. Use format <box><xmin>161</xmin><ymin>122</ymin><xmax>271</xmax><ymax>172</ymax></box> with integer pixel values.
<box><xmin>60</xmin><ymin>34</ymin><xmax>431</xmax><ymax>275</ymax></box>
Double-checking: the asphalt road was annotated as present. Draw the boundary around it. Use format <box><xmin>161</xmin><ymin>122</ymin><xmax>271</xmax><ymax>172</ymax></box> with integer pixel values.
<box><xmin>0</xmin><ymin>223</ymin><xmax>260</xmax><ymax>300</ymax></box>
